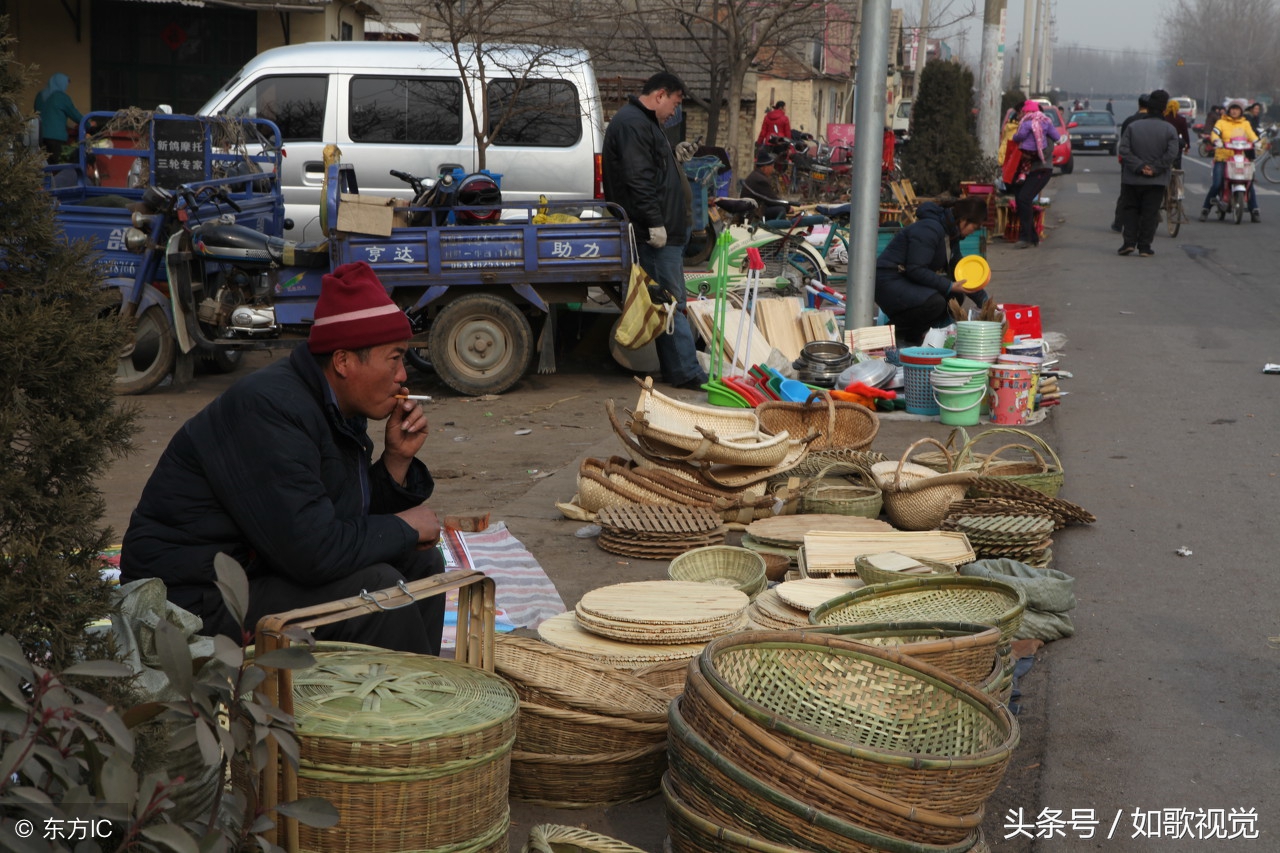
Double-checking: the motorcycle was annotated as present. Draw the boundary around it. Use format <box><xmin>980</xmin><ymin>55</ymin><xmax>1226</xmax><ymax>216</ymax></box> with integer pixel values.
<box><xmin>1206</xmin><ymin>136</ymin><xmax>1256</xmax><ymax>224</ymax></box>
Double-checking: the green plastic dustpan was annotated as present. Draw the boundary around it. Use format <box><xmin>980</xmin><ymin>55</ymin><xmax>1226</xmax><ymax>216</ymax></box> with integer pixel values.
<box><xmin>704</xmin><ymin>380</ymin><xmax>750</xmax><ymax>408</ymax></box>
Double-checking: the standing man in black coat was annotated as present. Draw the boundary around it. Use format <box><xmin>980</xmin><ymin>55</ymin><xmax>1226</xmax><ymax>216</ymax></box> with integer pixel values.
<box><xmin>602</xmin><ymin>72</ymin><xmax>707</xmax><ymax>391</ymax></box>
<box><xmin>1118</xmin><ymin>90</ymin><xmax>1180</xmax><ymax>257</ymax></box>
<box><xmin>122</xmin><ymin>261</ymin><xmax>447</xmax><ymax>653</ymax></box>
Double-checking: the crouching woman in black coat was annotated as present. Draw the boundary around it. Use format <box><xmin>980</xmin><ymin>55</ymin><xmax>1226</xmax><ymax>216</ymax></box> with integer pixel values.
<box><xmin>874</xmin><ymin>198</ymin><xmax>989</xmax><ymax>345</ymax></box>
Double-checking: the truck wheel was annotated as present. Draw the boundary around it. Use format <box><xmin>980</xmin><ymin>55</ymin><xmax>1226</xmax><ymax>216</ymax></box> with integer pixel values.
<box><xmin>116</xmin><ymin>305</ymin><xmax>177</xmax><ymax>395</ymax></box>
<box><xmin>428</xmin><ymin>294</ymin><xmax>533</xmax><ymax>396</ymax></box>
<box><xmin>406</xmin><ymin>346</ymin><xmax>433</xmax><ymax>374</ymax></box>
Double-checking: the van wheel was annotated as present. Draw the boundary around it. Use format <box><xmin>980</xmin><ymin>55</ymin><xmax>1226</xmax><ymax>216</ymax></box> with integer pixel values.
<box><xmin>406</xmin><ymin>346</ymin><xmax>433</xmax><ymax>374</ymax></box>
<box><xmin>1060</xmin><ymin>158</ymin><xmax>1074</xmax><ymax>175</ymax></box>
<box><xmin>428</xmin><ymin>294</ymin><xmax>533</xmax><ymax>396</ymax></box>
<box><xmin>116</xmin><ymin>305</ymin><xmax>176</xmax><ymax>396</ymax></box>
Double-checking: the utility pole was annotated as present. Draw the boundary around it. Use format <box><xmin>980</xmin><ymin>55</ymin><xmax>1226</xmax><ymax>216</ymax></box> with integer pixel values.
<box><xmin>1018</xmin><ymin>0</ymin><xmax>1036</xmax><ymax>95</ymax></box>
<box><xmin>1041</xmin><ymin>1</ymin><xmax>1054</xmax><ymax>91</ymax></box>
<box><xmin>1029</xmin><ymin>0</ymin><xmax>1044</xmax><ymax>93</ymax></box>
<box><xmin>911</xmin><ymin>0</ymin><xmax>931</xmax><ymax>100</ymax></box>
<box><xmin>977</xmin><ymin>0</ymin><xmax>1008</xmax><ymax>157</ymax></box>
<box><xmin>845</xmin><ymin>0</ymin><xmax>890</xmax><ymax>330</ymax></box>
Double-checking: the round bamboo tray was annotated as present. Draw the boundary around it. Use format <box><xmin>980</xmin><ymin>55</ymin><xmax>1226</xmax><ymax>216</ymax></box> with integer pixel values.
<box><xmin>578</xmin><ymin>581</ymin><xmax>749</xmax><ymax>627</ymax></box>
<box><xmin>289</xmin><ymin>650</ymin><xmax>517</xmax><ymax>853</ymax></box>
<box><xmin>536</xmin><ymin>612</ymin><xmax>708</xmax><ymax>667</ymax></box>
<box><xmin>809</xmin><ymin>576</ymin><xmax>1027</xmax><ymax>646</ymax></box>
<box><xmin>523</xmin><ymin>824</ymin><xmax>651</xmax><ymax>853</ymax></box>
<box><xmin>494</xmin><ymin>635</ymin><xmax>670</xmax><ymax>721</ymax></box>
<box><xmin>806</xmin><ymin>621</ymin><xmax>1002</xmax><ymax>684</ymax></box>
<box><xmin>696</xmin><ymin>630</ymin><xmax>1020</xmax><ymax>816</ymax></box>
<box><xmin>667</xmin><ymin>699</ymin><xmax>980</xmax><ymax>853</ymax></box>
<box><xmin>775</xmin><ymin>577</ymin><xmax>865</xmax><ymax>612</ymax></box>
<box><xmin>509</xmin><ymin>741</ymin><xmax>667</xmax><ymax>809</ymax></box>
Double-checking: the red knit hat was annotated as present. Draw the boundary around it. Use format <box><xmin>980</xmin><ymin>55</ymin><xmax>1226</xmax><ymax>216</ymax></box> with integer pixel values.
<box><xmin>308</xmin><ymin>261</ymin><xmax>411</xmax><ymax>354</ymax></box>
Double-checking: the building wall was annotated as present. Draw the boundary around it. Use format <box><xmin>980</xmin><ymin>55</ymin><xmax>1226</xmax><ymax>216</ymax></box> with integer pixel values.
<box><xmin>11</xmin><ymin>0</ymin><xmax>94</xmax><ymax>116</ymax></box>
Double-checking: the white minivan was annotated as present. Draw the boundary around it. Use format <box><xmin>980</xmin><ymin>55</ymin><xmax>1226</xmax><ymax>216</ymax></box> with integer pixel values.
<box><xmin>198</xmin><ymin>41</ymin><xmax>605</xmax><ymax>239</ymax></box>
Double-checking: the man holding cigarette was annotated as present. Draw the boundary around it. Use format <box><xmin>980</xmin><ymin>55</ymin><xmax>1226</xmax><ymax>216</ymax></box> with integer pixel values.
<box><xmin>122</xmin><ymin>261</ymin><xmax>447</xmax><ymax>653</ymax></box>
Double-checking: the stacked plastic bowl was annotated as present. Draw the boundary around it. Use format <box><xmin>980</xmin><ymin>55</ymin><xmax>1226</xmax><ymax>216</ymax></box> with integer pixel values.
<box><xmin>930</xmin><ymin>357</ymin><xmax>992</xmax><ymax>426</ymax></box>
<box><xmin>953</xmin><ymin>321</ymin><xmax>1004</xmax><ymax>363</ymax></box>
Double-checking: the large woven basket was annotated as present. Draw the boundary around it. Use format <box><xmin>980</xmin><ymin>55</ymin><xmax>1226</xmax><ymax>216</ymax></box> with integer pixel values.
<box><xmin>809</xmin><ymin>575</ymin><xmax>1027</xmax><ymax>646</ymax></box>
<box><xmin>522</xmin><ymin>824</ymin><xmax>650</xmax><ymax>853</ymax></box>
<box><xmin>629</xmin><ymin>657</ymin><xmax>689</xmax><ymax>699</ymax></box>
<box><xmin>668</xmin><ymin>545</ymin><xmax>767</xmax><ymax>599</ymax></box>
<box><xmin>515</xmin><ymin>700</ymin><xmax>667</xmax><ymax>755</ymax></box>
<box><xmin>663</xmin><ymin>774</ymin><xmax>809</xmax><ymax>853</ymax></box>
<box><xmin>755</xmin><ymin>389</ymin><xmax>879</xmax><ymax>451</ymax></box>
<box><xmin>667</xmin><ymin>697</ymin><xmax>981</xmax><ymax>853</ymax></box>
<box><xmin>494</xmin><ymin>636</ymin><xmax>671</xmax><ymax>722</ymax></box>
<box><xmin>680</xmin><ymin>667</ymin><xmax>981</xmax><ymax>845</ymax></box>
<box><xmin>954</xmin><ymin>427</ymin><xmax>1065</xmax><ymax>497</ymax></box>
<box><xmin>870</xmin><ymin>438</ymin><xmax>977</xmax><ymax>530</ymax></box>
<box><xmin>509</xmin><ymin>741</ymin><xmax>667</xmax><ymax>808</ymax></box>
<box><xmin>288</xmin><ymin>650</ymin><xmax>518</xmax><ymax>853</ymax></box>
<box><xmin>806</xmin><ymin>620</ymin><xmax>1002</xmax><ymax>683</ymax></box>
<box><xmin>695</xmin><ymin>630</ymin><xmax>1019</xmax><ymax>816</ymax></box>
<box><xmin>627</xmin><ymin>378</ymin><xmax>794</xmax><ymax>467</ymax></box>
<box><xmin>853</xmin><ymin>552</ymin><xmax>959</xmax><ymax>586</ymax></box>
<box><xmin>799</xmin><ymin>462</ymin><xmax>884</xmax><ymax>518</ymax></box>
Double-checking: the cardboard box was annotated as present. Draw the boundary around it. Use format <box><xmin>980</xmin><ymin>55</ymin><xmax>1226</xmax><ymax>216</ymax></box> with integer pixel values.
<box><xmin>392</xmin><ymin>198</ymin><xmax>412</xmax><ymax>229</ymax></box>
<box><xmin>337</xmin><ymin>193</ymin><xmax>394</xmax><ymax>236</ymax></box>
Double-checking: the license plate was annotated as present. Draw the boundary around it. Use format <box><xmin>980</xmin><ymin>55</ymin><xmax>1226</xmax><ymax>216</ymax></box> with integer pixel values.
<box><xmin>812</xmin><ymin>171</ymin><xmax>828</xmax><ymax>181</ymax></box>
<box><xmin>1084</xmin><ymin>140</ymin><xmax>1100</xmax><ymax>147</ymax></box>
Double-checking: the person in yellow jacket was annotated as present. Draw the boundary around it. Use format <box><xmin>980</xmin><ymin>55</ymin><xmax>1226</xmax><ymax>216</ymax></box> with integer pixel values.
<box><xmin>1201</xmin><ymin>99</ymin><xmax>1260</xmax><ymax>221</ymax></box>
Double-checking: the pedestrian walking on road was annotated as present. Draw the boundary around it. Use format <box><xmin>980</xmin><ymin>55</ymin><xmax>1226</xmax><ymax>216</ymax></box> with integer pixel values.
<box><xmin>1118</xmin><ymin>90</ymin><xmax>1180</xmax><ymax>257</ymax></box>
<box><xmin>601</xmin><ymin>72</ymin><xmax>706</xmax><ymax>391</ymax></box>
<box><xmin>1106</xmin><ymin>99</ymin><xmax>1114</xmax><ymax>114</ymax></box>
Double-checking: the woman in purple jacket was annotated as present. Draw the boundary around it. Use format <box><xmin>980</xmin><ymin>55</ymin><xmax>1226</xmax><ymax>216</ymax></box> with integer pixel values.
<box><xmin>1010</xmin><ymin>101</ymin><xmax>1061</xmax><ymax>248</ymax></box>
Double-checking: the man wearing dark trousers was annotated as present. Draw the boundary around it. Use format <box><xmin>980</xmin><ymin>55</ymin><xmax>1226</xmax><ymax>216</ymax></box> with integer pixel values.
<box><xmin>1118</xmin><ymin>90</ymin><xmax>1180</xmax><ymax>257</ymax></box>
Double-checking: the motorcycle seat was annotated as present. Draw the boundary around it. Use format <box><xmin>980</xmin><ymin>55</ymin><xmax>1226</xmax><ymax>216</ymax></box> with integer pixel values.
<box><xmin>714</xmin><ymin>197</ymin><xmax>758</xmax><ymax>216</ymax></box>
<box><xmin>192</xmin><ymin>222</ymin><xmax>331</xmax><ymax>268</ymax></box>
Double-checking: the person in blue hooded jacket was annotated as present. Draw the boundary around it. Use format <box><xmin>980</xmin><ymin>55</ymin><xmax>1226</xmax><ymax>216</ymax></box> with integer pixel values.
<box><xmin>33</xmin><ymin>73</ymin><xmax>84</xmax><ymax>163</ymax></box>
<box><xmin>874</xmin><ymin>198</ymin><xmax>989</xmax><ymax>345</ymax></box>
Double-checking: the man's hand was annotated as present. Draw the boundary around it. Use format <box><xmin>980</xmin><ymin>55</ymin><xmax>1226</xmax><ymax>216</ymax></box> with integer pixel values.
<box><xmin>383</xmin><ymin>394</ymin><xmax>428</xmax><ymax>484</ymax></box>
<box><xmin>396</xmin><ymin>504</ymin><xmax>442</xmax><ymax>548</ymax></box>
<box><xmin>647</xmin><ymin>225</ymin><xmax>668</xmax><ymax>249</ymax></box>
<box><xmin>674</xmin><ymin>141</ymin><xmax>698</xmax><ymax>163</ymax></box>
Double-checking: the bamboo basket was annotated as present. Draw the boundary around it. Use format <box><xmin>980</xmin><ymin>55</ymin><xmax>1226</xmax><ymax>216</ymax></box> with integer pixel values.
<box><xmin>809</xmin><ymin>576</ymin><xmax>1027</xmax><ymax>646</ymax></box>
<box><xmin>494</xmin><ymin>636</ymin><xmax>670</xmax><ymax>722</ymax></box>
<box><xmin>870</xmin><ymin>438</ymin><xmax>977</xmax><ymax>530</ymax></box>
<box><xmin>667</xmin><ymin>698</ymin><xmax>980</xmax><ymax>853</ymax></box>
<box><xmin>663</xmin><ymin>774</ymin><xmax>810</xmax><ymax>853</ymax></box>
<box><xmin>805</xmin><ymin>621</ymin><xmax>1002</xmax><ymax>683</ymax></box>
<box><xmin>755</xmin><ymin>389</ymin><xmax>880</xmax><ymax>452</ymax></box>
<box><xmin>853</xmin><ymin>552</ymin><xmax>959</xmax><ymax>586</ymax></box>
<box><xmin>287</xmin><ymin>650</ymin><xmax>517</xmax><ymax>853</ymax></box>
<box><xmin>797</xmin><ymin>461</ymin><xmax>884</xmax><ymax>518</ymax></box>
<box><xmin>695</xmin><ymin>630</ymin><xmax>1019</xmax><ymax>816</ymax></box>
<box><xmin>523</xmin><ymin>824</ymin><xmax>651</xmax><ymax>853</ymax></box>
<box><xmin>514</xmin><ymin>700</ymin><xmax>667</xmax><ymax>755</ymax></box>
<box><xmin>627</xmin><ymin>378</ymin><xmax>794</xmax><ymax>467</ymax></box>
<box><xmin>680</xmin><ymin>667</ymin><xmax>981</xmax><ymax>845</ymax></box>
<box><xmin>954</xmin><ymin>428</ymin><xmax>1065</xmax><ymax>497</ymax></box>
<box><xmin>509</xmin><ymin>742</ymin><xmax>667</xmax><ymax>808</ymax></box>
<box><xmin>629</xmin><ymin>657</ymin><xmax>689</xmax><ymax>698</ymax></box>
<box><xmin>668</xmin><ymin>546</ymin><xmax>767</xmax><ymax>599</ymax></box>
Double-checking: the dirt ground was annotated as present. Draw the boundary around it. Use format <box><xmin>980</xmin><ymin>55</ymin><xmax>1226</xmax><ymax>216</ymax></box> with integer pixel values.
<box><xmin>98</xmin><ymin>315</ymin><xmax>1045</xmax><ymax>851</ymax></box>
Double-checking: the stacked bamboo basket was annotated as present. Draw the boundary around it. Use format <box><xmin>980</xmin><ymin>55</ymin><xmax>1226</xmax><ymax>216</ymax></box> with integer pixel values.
<box><xmin>494</xmin><ymin>636</ymin><xmax>671</xmax><ymax>809</ymax></box>
<box><xmin>665</xmin><ymin>630</ymin><xmax>1016</xmax><ymax>853</ymax></box>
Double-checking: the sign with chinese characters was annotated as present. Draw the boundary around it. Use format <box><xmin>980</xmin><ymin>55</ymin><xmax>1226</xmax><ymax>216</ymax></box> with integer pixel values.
<box><xmin>154</xmin><ymin>119</ymin><xmax>205</xmax><ymax>188</ymax></box>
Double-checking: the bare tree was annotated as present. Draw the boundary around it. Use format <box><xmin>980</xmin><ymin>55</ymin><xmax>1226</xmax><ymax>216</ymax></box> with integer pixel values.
<box><xmin>1162</xmin><ymin>0</ymin><xmax>1280</xmax><ymax>106</ymax></box>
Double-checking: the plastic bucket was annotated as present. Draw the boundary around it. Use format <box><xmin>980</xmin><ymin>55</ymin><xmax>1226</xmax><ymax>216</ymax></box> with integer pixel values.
<box><xmin>935</xmin><ymin>386</ymin><xmax>984</xmax><ymax>426</ymax></box>
<box><xmin>988</xmin><ymin>365</ymin><xmax>1034</xmax><ymax>425</ymax></box>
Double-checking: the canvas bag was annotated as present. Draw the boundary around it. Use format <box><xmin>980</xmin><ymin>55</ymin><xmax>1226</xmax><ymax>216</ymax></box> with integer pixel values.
<box><xmin>613</xmin><ymin>228</ymin><xmax>675</xmax><ymax>349</ymax></box>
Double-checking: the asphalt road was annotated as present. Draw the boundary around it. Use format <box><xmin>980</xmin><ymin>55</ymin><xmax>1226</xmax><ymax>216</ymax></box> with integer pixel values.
<box><xmin>1019</xmin><ymin>148</ymin><xmax>1280</xmax><ymax>850</ymax></box>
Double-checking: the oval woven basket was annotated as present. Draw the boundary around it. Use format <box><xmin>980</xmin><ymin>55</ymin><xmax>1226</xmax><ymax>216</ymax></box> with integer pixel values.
<box><xmin>805</xmin><ymin>620</ymin><xmax>1002</xmax><ymax>684</ymax></box>
<box><xmin>667</xmin><ymin>697</ymin><xmax>981</xmax><ymax>853</ymax></box>
<box><xmin>663</xmin><ymin>774</ymin><xmax>810</xmax><ymax>853</ymax></box>
<box><xmin>695</xmin><ymin>630</ymin><xmax>1019</xmax><ymax>817</ymax></box>
<box><xmin>808</xmin><ymin>576</ymin><xmax>1027</xmax><ymax>646</ymax></box>
<box><xmin>668</xmin><ymin>546</ymin><xmax>767</xmax><ymax>599</ymax></box>
<box><xmin>853</xmin><ymin>552</ymin><xmax>959</xmax><ymax>586</ymax></box>
<box><xmin>629</xmin><ymin>657</ymin><xmax>690</xmax><ymax>699</ymax></box>
<box><xmin>515</xmin><ymin>700</ymin><xmax>667</xmax><ymax>755</ymax></box>
<box><xmin>494</xmin><ymin>636</ymin><xmax>671</xmax><ymax>722</ymax></box>
<box><xmin>954</xmin><ymin>427</ymin><xmax>1065</xmax><ymax>497</ymax></box>
<box><xmin>799</xmin><ymin>462</ymin><xmax>884</xmax><ymax>518</ymax></box>
<box><xmin>755</xmin><ymin>389</ymin><xmax>879</xmax><ymax>452</ymax></box>
<box><xmin>680</xmin><ymin>667</ymin><xmax>981</xmax><ymax>845</ymax></box>
<box><xmin>522</xmin><ymin>824</ymin><xmax>651</xmax><ymax>853</ymax></box>
<box><xmin>509</xmin><ymin>741</ymin><xmax>667</xmax><ymax>809</ymax></box>
<box><xmin>870</xmin><ymin>438</ymin><xmax>976</xmax><ymax>530</ymax></box>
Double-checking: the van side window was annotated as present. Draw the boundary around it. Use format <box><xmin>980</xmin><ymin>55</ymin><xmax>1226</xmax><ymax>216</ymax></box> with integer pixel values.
<box><xmin>487</xmin><ymin>79</ymin><xmax>582</xmax><ymax>147</ymax></box>
<box><xmin>224</xmin><ymin>76</ymin><xmax>328</xmax><ymax>141</ymax></box>
<box><xmin>349</xmin><ymin>77</ymin><xmax>463</xmax><ymax>144</ymax></box>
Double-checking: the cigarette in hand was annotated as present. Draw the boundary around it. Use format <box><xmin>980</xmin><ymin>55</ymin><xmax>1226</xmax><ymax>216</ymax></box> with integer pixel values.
<box><xmin>395</xmin><ymin>394</ymin><xmax>433</xmax><ymax>402</ymax></box>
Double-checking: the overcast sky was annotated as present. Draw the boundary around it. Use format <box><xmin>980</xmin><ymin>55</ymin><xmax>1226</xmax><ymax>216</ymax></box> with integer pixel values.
<box><xmin>904</xmin><ymin>0</ymin><xmax>1164</xmax><ymax>57</ymax></box>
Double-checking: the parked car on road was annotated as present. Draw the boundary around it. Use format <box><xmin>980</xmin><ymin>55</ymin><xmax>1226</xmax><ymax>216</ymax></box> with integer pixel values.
<box><xmin>1030</xmin><ymin>99</ymin><xmax>1074</xmax><ymax>174</ymax></box>
<box><xmin>1068</xmin><ymin>110</ymin><xmax>1119</xmax><ymax>155</ymax></box>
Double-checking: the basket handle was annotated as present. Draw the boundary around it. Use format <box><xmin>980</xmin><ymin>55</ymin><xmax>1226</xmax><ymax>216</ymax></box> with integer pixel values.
<box><xmin>803</xmin><ymin>389</ymin><xmax>838</xmax><ymax>442</ymax></box>
<box><xmin>888</xmin><ymin>437</ymin><xmax>977</xmax><ymax>493</ymax></box>
<box><xmin>957</xmin><ymin>427</ymin><xmax>1063</xmax><ymax>473</ymax></box>
<box><xmin>802</xmin><ymin>461</ymin><xmax>872</xmax><ymax>499</ymax></box>
<box><xmin>976</xmin><ymin>442</ymin><xmax>1049</xmax><ymax>476</ymax></box>
<box><xmin>895</xmin><ymin>436</ymin><xmax>953</xmax><ymax>480</ymax></box>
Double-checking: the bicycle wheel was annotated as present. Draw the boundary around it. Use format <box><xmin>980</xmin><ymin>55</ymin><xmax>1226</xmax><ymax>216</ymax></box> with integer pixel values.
<box><xmin>1259</xmin><ymin>152</ymin><xmax>1280</xmax><ymax>184</ymax></box>
<box><xmin>1166</xmin><ymin>199</ymin><xmax>1181</xmax><ymax>238</ymax></box>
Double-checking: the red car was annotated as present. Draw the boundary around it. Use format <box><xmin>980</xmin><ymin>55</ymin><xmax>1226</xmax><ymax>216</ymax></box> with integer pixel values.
<box><xmin>1033</xmin><ymin>100</ymin><xmax>1075</xmax><ymax>174</ymax></box>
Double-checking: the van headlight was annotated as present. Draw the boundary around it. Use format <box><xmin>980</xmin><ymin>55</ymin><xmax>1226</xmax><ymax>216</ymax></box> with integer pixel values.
<box><xmin>124</xmin><ymin>227</ymin><xmax>150</xmax><ymax>253</ymax></box>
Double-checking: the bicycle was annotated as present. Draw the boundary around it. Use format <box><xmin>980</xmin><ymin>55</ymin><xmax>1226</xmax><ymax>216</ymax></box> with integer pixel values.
<box><xmin>1164</xmin><ymin>168</ymin><xmax>1187</xmax><ymax>238</ymax></box>
<box><xmin>1255</xmin><ymin>125</ymin><xmax>1280</xmax><ymax>183</ymax></box>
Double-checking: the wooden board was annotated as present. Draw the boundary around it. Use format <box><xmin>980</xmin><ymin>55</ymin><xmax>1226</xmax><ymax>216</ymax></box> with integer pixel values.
<box><xmin>537</xmin><ymin>612</ymin><xmax>707</xmax><ymax>664</ymax></box>
<box><xmin>686</xmin><ymin>302</ymin><xmax>773</xmax><ymax>372</ymax></box>
<box><xmin>754</xmin><ymin>297</ymin><xmax>806</xmax><ymax>361</ymax></box>
<box><xmin>578</xmin><ymin>580</ymin><xmax>748</xmax><ymax>625</ymax></box>
<box><xmin>775</xmin><ymin>577</ymin><xmax>865</xmax><ymax>611</ymax></box>
<box><xmin>745</xmin><ymin>514</ymin><xmax>894</xmax><ymax>547</ymax></box>
<box><xmin>802</xmin><ymin>531</ymin><xmax>976</xmax><ymax>571</ymax></box>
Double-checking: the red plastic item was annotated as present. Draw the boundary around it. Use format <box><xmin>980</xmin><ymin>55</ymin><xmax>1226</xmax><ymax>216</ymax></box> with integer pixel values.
<box><xmin>745</xmin><ymin>247</ymin><xmax>765</xmax><ymax>271</ymax></box>
<box><xmin>844</xmin><ymin>381</ymin><xmax>897</xmax><ymax>400</ymax></box>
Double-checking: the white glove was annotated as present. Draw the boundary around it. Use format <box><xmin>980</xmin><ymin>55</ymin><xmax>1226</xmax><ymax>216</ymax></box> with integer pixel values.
<box><xmin>647</xmin><ymin>225</ymin><xmax>668</xmax><ymax>249</ymax></box>
<box><xmin>674</xmin><ymin>141</ymin><xmax>698</xmax><ymax>163</ymax></box>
